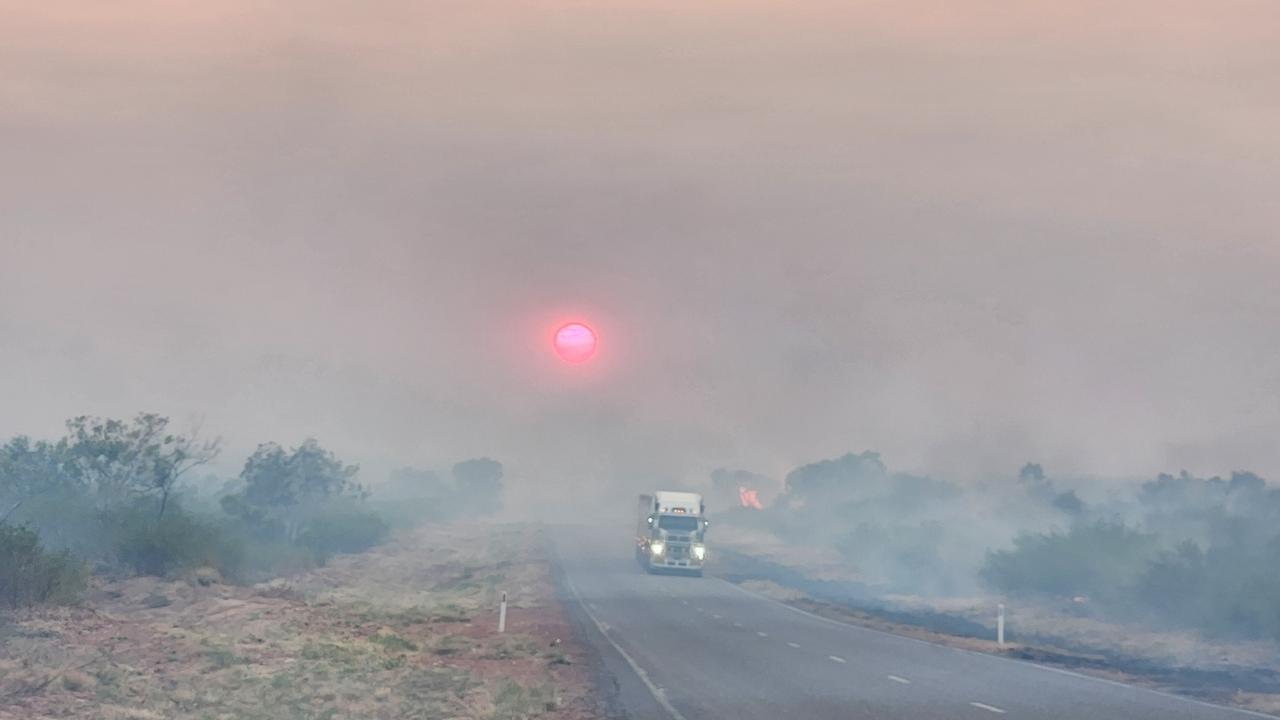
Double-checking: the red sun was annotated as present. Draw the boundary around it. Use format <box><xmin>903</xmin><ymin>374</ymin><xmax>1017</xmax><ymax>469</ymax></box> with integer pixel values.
<box><xmin>553</xmin><ymin>323</ymin><xmax>598</xmax><ymax>364</ymax></box>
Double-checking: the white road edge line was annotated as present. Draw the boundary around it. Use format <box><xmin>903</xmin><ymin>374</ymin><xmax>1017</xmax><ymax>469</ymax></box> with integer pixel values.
<box><xmin>721</xmin><ymin>580</ymin><xmax>1275</xmax><ymax>719</ymax></box>
<box><xmin>888</xmin><ymin>675</ymin><xmax>910</xmax><ymax>684</ymax></box>
<box><xmin>562</xmin><ymin>574</ymin><xmax>688</xmax><ymax>720</ymax></box>
<box><xmin>828</xmin><ymin>655</ymin><xmax>847</xmax><ymax>664</ymax></box>
<box><xmin>970</xmin><ymin>702</ymin><xmax>1006</xmax><ymax>714</ymax></box>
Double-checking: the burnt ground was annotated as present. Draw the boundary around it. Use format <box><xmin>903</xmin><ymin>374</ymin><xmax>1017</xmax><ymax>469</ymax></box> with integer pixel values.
<box><xmin>0</xmin><ymin>523</ymin><xmax>603</xmax><ymax>720</ymax></box>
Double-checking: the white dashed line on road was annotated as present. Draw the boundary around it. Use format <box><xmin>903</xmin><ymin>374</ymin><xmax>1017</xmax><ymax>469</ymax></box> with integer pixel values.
<box><xmin>712</xmin><ymin>614</ymin><xmax>722</xmax><ymax>619</ymax></box>
<box><xmin>786</xmin><ymin>642</ymin><xmax>801</xmax><ymax>648</ymax></box>
<box><xmin>828</xmin><ymin>655</ymin><xmax>847</xmax><ymax>664</ymax></box>
<box><xmin>970</xmin><ymin>702</ymin><xmax>1006</xmax><ymax>714</ymax></box>
<box><xmin>756</xmin><ymin>631</ymin><xmax>769</xmax><ymax>638</ymax></box>
<box><xmin>887</xmin><ymin>675</ymin><xmax>910</xmax><ymax>684</ymax></box>
<box><xmin>732</xmin><ymin>622</ymin><xmax>743</xmax><ymax>628</ymax></box>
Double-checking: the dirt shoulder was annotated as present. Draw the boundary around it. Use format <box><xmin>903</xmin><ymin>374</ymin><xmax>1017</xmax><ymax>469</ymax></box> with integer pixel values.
<box><xmin>712</xmin><ymin>534</ymin><xmax>1280</xmax><ymax>718</ymax></box>
<box><xmin>0</xmin><ymin>523</ymin><xmax>601</xmax><ymax>720</ymax></box>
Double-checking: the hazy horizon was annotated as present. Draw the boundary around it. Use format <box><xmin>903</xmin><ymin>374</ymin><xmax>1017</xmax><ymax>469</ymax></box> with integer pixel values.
<box><xmin>3</xmin><ymin>1</ymin><xmax>1278</xmax><ymax>503</ymax></box>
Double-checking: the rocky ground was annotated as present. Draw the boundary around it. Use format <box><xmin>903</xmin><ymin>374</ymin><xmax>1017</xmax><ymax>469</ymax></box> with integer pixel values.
<box><xmin>0</xmin><ymin>523</ymin><xmax>601</xmax><ymax>720</ymax></box>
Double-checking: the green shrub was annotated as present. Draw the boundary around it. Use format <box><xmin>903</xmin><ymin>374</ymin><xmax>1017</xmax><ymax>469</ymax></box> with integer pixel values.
<box><xmin>370</xmin><ymin>632</ymin><xmax>418</xmax><ymax>652</ymax></box>
<box><xmin>4</xmin><ymin>491</ymin><xmax>101</xmax><ymax>559</ymax></box>
<box><xmin>0</xmin><ymin>523</ymin><xmax>88</xmax><ymax>608</ymax></box>
<box><xmin>103</xmin><ymin>504</ymin><xmax>245</xmax><ymax>579</ymax></box>
<box><xmin>1137</xmin><ymin>538</ymin><xmax>1280</xmax><ymax>640</ymax></box>
<box><xmin>981</xmin><ymin>520</ymin><xmax>1157</xmax><ymax>602</ymax></box>
<box><xmin>297</xmin><ymin>506</ymin><xmax>389</xmax><ymax>565</ymax></box>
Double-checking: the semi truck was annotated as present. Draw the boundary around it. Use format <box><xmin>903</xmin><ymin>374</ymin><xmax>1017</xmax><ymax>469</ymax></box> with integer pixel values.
<box><xmin>635</xmin><ymin>490</ymin><xmax>709</xmax><ymax>576</ymax></box>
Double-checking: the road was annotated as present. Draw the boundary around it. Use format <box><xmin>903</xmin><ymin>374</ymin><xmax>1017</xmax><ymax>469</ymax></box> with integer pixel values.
<box><xmin>553</xmin><ymin>525</ymin><xmax>1268</xmax><ymax>720</ymax></box>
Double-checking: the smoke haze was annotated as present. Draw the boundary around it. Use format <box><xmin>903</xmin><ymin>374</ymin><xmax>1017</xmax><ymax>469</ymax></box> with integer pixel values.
<box><xmin>3</xmin><ymin>1</ymin><xmax>1279</xmax><ymax>507</ymax></box>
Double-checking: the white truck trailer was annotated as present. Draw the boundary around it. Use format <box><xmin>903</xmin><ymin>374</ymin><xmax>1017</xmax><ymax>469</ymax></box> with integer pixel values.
<box><xmin>635</xmin><ymin>490</ymin><xmax>709</xmax><ymax>576</ymax></box>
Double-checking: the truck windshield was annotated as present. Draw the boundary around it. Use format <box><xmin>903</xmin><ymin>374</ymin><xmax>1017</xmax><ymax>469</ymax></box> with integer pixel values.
<box><xmin>657</xmin><ymin>516</ymin><xmax>700</xmax><ymax>532</ymax></box>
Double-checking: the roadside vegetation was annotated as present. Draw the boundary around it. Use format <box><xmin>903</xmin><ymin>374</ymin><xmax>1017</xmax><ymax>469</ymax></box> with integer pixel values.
<box><xmin>984</xmin><ymin>470</ymin><xmax>1280</xmax><ymax>641</ymax></box>
<box><xmin>0</xmin><ymin>524</ymin><xmax>87</xmax><ymax>608</ymax></box>
<box><xmin>0</xmin><ymin>523</ymin><xmax>593</xmax><ymax>720</ymax></box>
<box><xmin>714</xmin><ymin>453</ymin><xmax>1280</xmax><ymax>642</ymax></box>
<box><xmin>1</xmin><ymin>414</ymin><xmax>595</xmax><ymax>720</ymax></box>
<box><xmin>0</xmin><ymin>413</ymin><xmax>505</xmax><ymax>603</ymax></box>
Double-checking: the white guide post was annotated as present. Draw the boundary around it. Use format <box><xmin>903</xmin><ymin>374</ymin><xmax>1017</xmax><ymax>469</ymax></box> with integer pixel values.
<box><xmin>997</xmin><ymin>603</ymin><xmax>1005</xmax><ymax>646</ymax></box>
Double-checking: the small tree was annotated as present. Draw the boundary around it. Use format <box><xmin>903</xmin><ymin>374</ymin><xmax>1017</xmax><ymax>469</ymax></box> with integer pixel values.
<box><xmin>62</xmin><ymin>414</ymin><xmax>220</xmax><ymax>518</ymax></box>
<box><xmin>0</xmin><ymin>523</ymin><xmax>88</xmax><ymax>608</ymax></box>
<box><xmin>145</xmin><ymin>418</ymin><xmax>222</xmax><ymax>519</ymax></box>
<box><xmin>778</xmin><ymin>451</ymin><xmax>890</xmax><ymax>515</ymax></box>
<box><xmin>0</xmin><ymin>436</ymin><xmax>77</xmax><ymax>520</ymax></box>
<box><xmin>223</xmin><ymin>439</ymin><xmax>363</xmax><ymax>540</ymax></box>
<box><xmin>452</xmin><ymin>458</ymin><xmax>503</xmax><ymax>516</ymax></box>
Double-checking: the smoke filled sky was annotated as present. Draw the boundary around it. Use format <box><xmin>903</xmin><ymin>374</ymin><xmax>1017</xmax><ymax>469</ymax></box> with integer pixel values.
<box><xmin>2</xmin><ymin>1</ymin><xmax>1278</xmax><ymax>495</ymax></box>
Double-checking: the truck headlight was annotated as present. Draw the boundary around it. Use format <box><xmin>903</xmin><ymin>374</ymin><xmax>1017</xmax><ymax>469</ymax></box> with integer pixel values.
<box><xmin>649</xmin><ymin>542</ymin><xmax>665</xmax><ymax>556</ymax></box>
<box><xmin>693</xmin><ymin>544</ymin><xmax>706</xmax><ymax>560</ymax></box>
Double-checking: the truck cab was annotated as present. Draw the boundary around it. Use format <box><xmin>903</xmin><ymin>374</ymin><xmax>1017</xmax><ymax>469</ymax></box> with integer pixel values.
<box><xmin>636</xmin><ymin>490</ymin><xmax>709</xmax><ymax>576</ymax></box>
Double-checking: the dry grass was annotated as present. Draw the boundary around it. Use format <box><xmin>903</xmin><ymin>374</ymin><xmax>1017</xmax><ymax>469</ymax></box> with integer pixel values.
<box><xmin>0</xmin><ymin>523</ymin><xmax>597</xmax><ymax>720</ymax></box>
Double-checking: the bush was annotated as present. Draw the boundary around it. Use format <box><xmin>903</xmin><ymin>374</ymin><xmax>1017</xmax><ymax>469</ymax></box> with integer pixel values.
<box><xmin>373</xmin><ymin>460</ymin><xmax>505</xmax><ymax>528</ymax></box>
<box><xmin>981</xmin><ymin>520</ymin><xmax>1157</xmax><ymax>603</ymax></box>
<box><xmin>103</xmin><ymin>504</ymin><xmax>245</xmax><ymax>580</ymax></box>
<box><xmin>0</xmin><ymin>523</ymin><xmax>88</xmax><ymax>608</ymax></box>
<box><xmin>1137</xmin><ymin>538</ymin><xmax>1280</xmax><ymax>639</ymax></box>
<box><xmin>297</xmin><ymin>506</ymin><xmax>389</xmax><ymax>565</ymax></box>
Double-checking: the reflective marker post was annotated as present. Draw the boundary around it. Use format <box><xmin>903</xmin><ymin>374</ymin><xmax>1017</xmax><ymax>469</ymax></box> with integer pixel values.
<box><xmin>997</xmin><ymin>603</ymin><xmax>1005</xmax><ymax>646</ymax></box>
<box><xmin>499</xmin><ymin>592</ymin><xmax>508</xmax><ymax>633</ymax></box>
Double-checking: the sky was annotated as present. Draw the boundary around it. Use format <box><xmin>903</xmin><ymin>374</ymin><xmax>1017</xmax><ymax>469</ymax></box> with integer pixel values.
<box><xmin>2</xmin><ymin>1</ymin><xmax>1278</xmax><ymax>506</ymax></box>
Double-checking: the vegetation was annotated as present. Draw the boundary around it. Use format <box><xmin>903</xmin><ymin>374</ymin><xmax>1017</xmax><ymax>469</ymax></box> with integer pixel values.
<box><xmin>981</xmin><ymin>521</ymin><xmax>1157</xmax><ymax>604</ymax></box>
<box><xmin>0</xmin><ymin>523</ymin><xmax>87</xmax><ymax>608</ymax></box>
<box><xmin>755</xmin><ymin>451</ymin><xmax>985</xmax><ymax>595</ymax></box>
<box><xmin>0</xmin><ymin>413</ymin><xmax>506</xmax><ymax>604</ymax></box>
<box><xmin>298</xmin><ymin>503</ymin><xmax>390</xmax><ymax>564</ymax></box>
<box><xmin>220</xmin><ymin>439</ymin><xmax>367</xmax><ymax>541</ymax></box>
<box><xmin>219</xmin><ymin>439</ymin><xmax>390</xmax><ymax>569</ymax></box>
<box><xmin>372</xmin><ymin>458</ymin><xmax>505</xmax><ymax>528</ymax></box>
<box><xmin>1</xmin><ymin>523</ymin><xmax>577</xmax><ymax>720</ymax></box>
<box><xmin>982</xmin><ymin>470</ymin><xmax>1280</xmax><ymax>639</ymax></box>
<box><xmin>737</xmin><ymin>452</ymin><xmax>1280</xmax><ymax>641</ymax></box>
<box><xmin>62</xmin><ymin>413</ymin><xmax>221</xmax><ymax>519</ymax></box>
<box><xmin>102</xmin><ymin>501</ymin><xmax>246</xmax><ymax>578</ymax></box>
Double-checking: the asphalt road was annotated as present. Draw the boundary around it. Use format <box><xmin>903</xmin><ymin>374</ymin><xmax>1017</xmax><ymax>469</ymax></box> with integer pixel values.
<box><xmin>553</xmin><ymin>525</ymin><xmax>1269</xmax><ymax>720</ymax></box>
